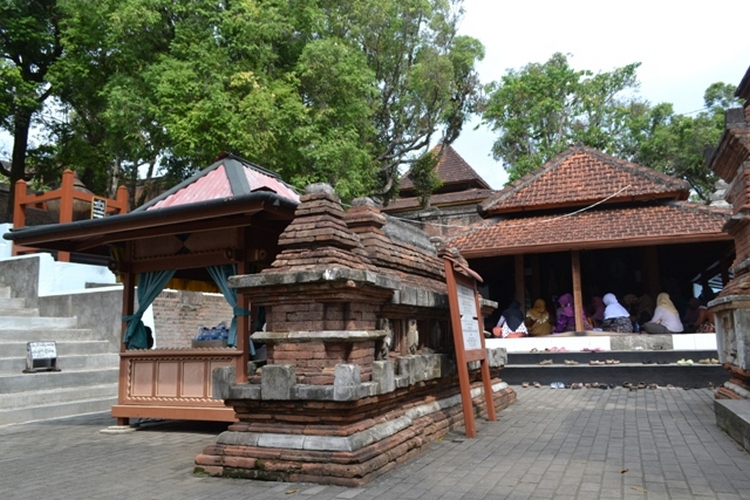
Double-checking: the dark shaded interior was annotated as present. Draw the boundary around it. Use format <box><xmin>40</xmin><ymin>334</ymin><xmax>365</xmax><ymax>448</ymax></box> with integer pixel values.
<box><xmin>471</xmin><ymin>240</ymin><xmax>734</xmax><ymax>329</ymax></box>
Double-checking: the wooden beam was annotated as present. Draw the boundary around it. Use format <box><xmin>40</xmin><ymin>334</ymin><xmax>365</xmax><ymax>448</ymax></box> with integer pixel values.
<box><xmin>571</xmin><ymin>251</ymin><xmax>584</xmax><ymax>332</ymax></box>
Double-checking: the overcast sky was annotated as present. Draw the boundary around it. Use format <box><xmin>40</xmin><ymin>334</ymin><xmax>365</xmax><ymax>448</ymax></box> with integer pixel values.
<box><xmin>454</xmin><ymin>0</ymin><xmax>749</xmax><ymax>188</ymax></box>
<box><xmin>2</xmin><ymin>1</ymin><xmax>748</xmax><ymax>190</ymax></box>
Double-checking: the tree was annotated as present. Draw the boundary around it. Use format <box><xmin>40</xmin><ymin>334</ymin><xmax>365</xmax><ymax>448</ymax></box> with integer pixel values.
<box><xmin>483</xmin><ymin>54</ymin><xmax>742</xmax><ymax>202</ymax></box>
<box><xmin>2</xmin><ymin>0</ymin><xmax>483</xmax><ymax>210</ymax></box>
<box><xmin>0</xmin><ymin>0</ymin><xmax>62</xmax><ymax>217</ymax></box>
<box><xmin>408</xmin><ymin>148</ymin><xmax>442</xmax><ymax>208</ymax></box>
<box><xmin>483</xmin><ymin>53</ymin><xmax>640</xmax><ymax>182</ymax></box>
<box><xmin>630</xmin><ymin>83</ymin><xmax>742</xmax><ymax>202</ymax></box>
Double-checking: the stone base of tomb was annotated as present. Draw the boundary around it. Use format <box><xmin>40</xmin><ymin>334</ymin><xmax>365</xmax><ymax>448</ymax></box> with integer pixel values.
<box><xmin>711</xmin><ymin>293</ymin><xmax>750</xmax><ymax>400</ymax></box>
<box><xmin>195</xmin><ymin>375</ymin><xmax>515</xmax><ymax>486</ymax></box>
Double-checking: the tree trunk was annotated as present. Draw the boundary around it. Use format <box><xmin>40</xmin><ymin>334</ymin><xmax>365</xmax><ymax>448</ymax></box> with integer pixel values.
<box><xmin>6</xmin><ymin>109</ymin><xmax>32</xmax><ymax>222</ymax></box>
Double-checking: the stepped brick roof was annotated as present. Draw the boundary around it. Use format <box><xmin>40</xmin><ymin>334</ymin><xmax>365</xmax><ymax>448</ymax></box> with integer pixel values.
<box><xmin>135</xmin><ymin>152</ymin><xmax>299</xmax><ymax>211</ymax></box>
<box><xmin>454</xmin><ymin>202</ymin><xmax>731</xmax><ymax>258</ymax></box>
<box><xmin>479</xmin><ymin>145</ymin><xmax>688</xmax><ymax>216</ymax></box>
<box><xmin>399</xmin><ymin>144</ymin><xmax>491</xmax><ymax>193</ymax></box>
<box><xmin>451</xmin><ymin>145</ymin><xmax>732</xmax><ymax>258</ymax></box>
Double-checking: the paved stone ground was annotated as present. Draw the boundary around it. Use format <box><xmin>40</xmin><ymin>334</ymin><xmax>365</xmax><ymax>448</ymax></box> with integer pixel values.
<box><xmin>1</xmin><ymin>386</ymin><xmax>749</xmax><ymax>499</ymax></box>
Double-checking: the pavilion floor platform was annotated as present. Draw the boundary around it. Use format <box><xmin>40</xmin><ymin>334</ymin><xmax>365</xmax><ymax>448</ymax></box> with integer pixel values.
<box><xmin>487</xmin><ymin>333</ymin><xmax>724</xmax><ymax>388</ymax></box>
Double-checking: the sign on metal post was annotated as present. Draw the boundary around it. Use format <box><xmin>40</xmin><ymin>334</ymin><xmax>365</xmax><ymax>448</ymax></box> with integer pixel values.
<box><xmin>443</xmin><ymin>256</ymin><xmax>496</xmax><ymax>438</ymax></box>
<box><xmin>24</xmin><ymin>341</ymin><xmax>61</xmax><ymax>373</ymax></box>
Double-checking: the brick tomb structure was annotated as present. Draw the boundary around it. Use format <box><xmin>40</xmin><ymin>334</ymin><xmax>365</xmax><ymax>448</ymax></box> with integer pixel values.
<box><xmin>195</xmin><ymin>183</ymin><xmax>515</xmax><ymax>485</ymax></box>
<box><xmin>709</xmin><ymin>69</ymin><xmax>750</xmax><ymax>400</ymax></box>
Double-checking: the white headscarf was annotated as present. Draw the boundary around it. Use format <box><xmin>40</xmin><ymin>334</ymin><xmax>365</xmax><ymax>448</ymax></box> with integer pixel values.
<box><xmin>603</xmin><ymin>293</ymin><xmax>629</xmax><ymax>319</ymax></box>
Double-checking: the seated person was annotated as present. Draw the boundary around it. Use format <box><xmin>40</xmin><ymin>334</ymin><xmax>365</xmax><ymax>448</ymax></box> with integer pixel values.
<box><xmin>493</xmin><ymin>300</ymin><xmax>528</xmax><ymax>338</ymax></box>
<box><xmin>525</xmin><ymin>298</ymin><xmax>553</xmax><ymax>336</ymax></box>
<box><xmin>642</xmin><ymin>292</ymin><xmax>683</xmax><ymax>334</ymax></box>
<box><xmin>694</xmin><ymin>299</ymin><xmax>716</xmax><ymax>333</ymax></box>
<box><xmin>682</xmin><ymin>297</ymin><xmax>702</xmax><ymax>333</ymax></box>
<box><xmin>600</xmin><ymin>293</ymin><xmax>633</xmax><ymax>333</ymax></box>
<box><xmin>553</xmin><ymin>293</ymin><xmax>589</xmax><ymax>333</ymax></box>
<box><xmin>589</xmin><ymin>296</ymin><xmax>604</xmax><ymax>327</ymax></box>
<box><xmin>624</xmin><ymin>293</ymin><xmax>654</xmax><ymax>329</ymax></box>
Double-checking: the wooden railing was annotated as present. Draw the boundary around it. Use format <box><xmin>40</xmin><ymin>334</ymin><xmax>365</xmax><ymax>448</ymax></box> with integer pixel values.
<box><xmin>13</xmin><ymin>169</ymin><xmax>129</xmax><ymax>261</ymax></box>
<box><xmin>112</xmin><ymin>348</ymin><xmax>240</xmax><ymax>422</ymax></box>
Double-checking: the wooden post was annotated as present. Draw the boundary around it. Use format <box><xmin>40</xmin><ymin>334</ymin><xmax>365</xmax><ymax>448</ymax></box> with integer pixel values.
<box><xmin>531</xmin><ymin>254</ymin><xmax>541</xmax><ymax>303</ymax></box>
<box><xmin>514</xmin><ymin>254</ymin><xmax>525</xmax><ymax>306</ymax></box>
<box><xmin>235</xmin><ymin>257</ymin><xmax>250</xmax><ymax>384</ymax></box>
<box><xmin>444</xmin><ymin>257</ymin><xmax>496</xmax><ymax>438</ymax></box>
<box><xmin>11</xmin><ymin>179</ymin><xmax>28</xmax><ymax>256</ymax></box>
<box><xmin>117</xmin><ymin>266</ymin><xmax>135</xmax><ymax>426</ymax></box>
<box><xmin>571</xmin><ymin>251</ymin><xmax>584</xmax><ymax>332</ymax></box>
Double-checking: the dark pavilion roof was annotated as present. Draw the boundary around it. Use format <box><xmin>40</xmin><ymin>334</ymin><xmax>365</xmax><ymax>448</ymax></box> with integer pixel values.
<box><xmin>388</xmin><ymin>144</ymin><xmax>493</xmax><ymax>212</ymax></box>
<box><xmin>399</xmin><ymin>144</ymin><xmax>491</xmax><ymax>193</ymax></box>
<box><xmin>452</xmin><ymin>145</ymin><xmax>731</xmax><ymax>258</ymax></box>
<box><xmin>4</xmin><ymin>153</ymin><xmax>299</xmax><ymax>259</ymax></box>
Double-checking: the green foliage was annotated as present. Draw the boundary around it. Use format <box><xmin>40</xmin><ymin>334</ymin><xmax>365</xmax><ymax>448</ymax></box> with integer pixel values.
<box><xmin>409</xmin><ymin>149</ymin><xmax>443</xmax><ymax>208</ymax></box>
<box><xmin>1</xmin><ymin>0</ymin><xmax>483</xmax><ymax>209</ymax></box>
<box><xmin>483</xmin><ymin>53</ymin><xmax>742</xmax><ymax>202</ymax></box>
<box><xmin>483</xmin><ymin>53</ymin><xmax>640</xmax><ymax>182</ymax></box>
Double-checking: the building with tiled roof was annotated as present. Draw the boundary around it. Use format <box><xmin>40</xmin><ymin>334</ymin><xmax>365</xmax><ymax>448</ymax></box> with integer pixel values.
<box><xmin>384</xmin><ymin>144</ymin><xmax>494</xmax><ymax>236</ymax></box>
<box><xmin>4</xmin><ymin>152</ymin><xmax>300</xmax><ymax>423</ymax></box>
<box><xmin>451</xmin><ymin>144</ymin><xmax>734</xmax><ymax>332</ymax></box>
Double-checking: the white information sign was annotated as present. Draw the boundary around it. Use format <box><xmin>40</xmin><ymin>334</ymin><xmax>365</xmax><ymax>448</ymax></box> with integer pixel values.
<box><xmin>456</xmin><ymin>284</ymin><xmax>482</xmax><ymax>351</ymax></box>
<box><xmin>28</xmin><ymin>341</ymin><xmax>57</xmax><ymax>359</ymax></box>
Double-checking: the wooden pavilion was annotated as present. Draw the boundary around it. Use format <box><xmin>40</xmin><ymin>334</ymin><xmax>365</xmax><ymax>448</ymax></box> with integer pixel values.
<box><xmin>451</xmin><ymin>144</ymin><xmax>734</xmax><ymax>331</ymax></box>
<box><xmin>3</xmin><ymin>153</ymin><xmax>299</xmax><ymax>423</ymax></box>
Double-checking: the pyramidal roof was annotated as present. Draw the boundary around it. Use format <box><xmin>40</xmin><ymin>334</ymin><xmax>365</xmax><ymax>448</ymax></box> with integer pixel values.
<box><xmin>479</xmin><ymin>144</ymin><xmax>688</xmax><ymax>216</ymax></box>
<box><xmin>399</xmin><ymin>144</ymin><xmax>491</xmax><ymax>193</ymax></box>
<box><xmin>134</xmin><ymin>152</ymin><xmax>299</xmax><ymax>212</ymax></box>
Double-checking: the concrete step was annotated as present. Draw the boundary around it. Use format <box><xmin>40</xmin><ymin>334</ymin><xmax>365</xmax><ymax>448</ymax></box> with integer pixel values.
<box><xmin>507</xmin><ymin>350</ymin><xmax>720</xmax><ymax>365</ymax></box>
<box><xmin>0</xmin><ymin>383</ymin><xmax>117</xmax><ymax>410</ymax></box>
<box><xmin>500</xmin><ymin>362</ymin><xmax>727</xmax><ymax>387</ymax></box>
<box><xmin>0</xmin><ymin>395</ymin><xmax>117</xmax><ymax>426</ymax></box>
<box><xmin>0</xmin><ymin>353</ymin><xmax>119</xmax><ymax>373</ymax></box>
<box><xmin>0</xmin><ymin>286</ymin><xmax>10</xmax><ymax>299</ymax></box>
<box><xmin>0</xmin><ymin>297</ymin><xmax>27</xmax><ymax>309</ymax></box>
<box><xmin>0</xmin><ymin>327</ymin><xmax>105</xmax><ymax>342</ymax></box>
<box><xmin>0</xmin><ymin>340</ymin><xmax>112</xmax><ymax>358</ymax></box>
<box><xmin>0</xmin><ymin>368</ymin><xmax>119</xmax><ymax>394</ymax></box>
<box><xmin>0</xmin><ymin>307</ymin><xmax>39</xmax><ymax>317</ymax></box>
<box><xmin>0</xmin><ymin>316</ymin><xmax>78</xmax><ymax>329</ymax></box>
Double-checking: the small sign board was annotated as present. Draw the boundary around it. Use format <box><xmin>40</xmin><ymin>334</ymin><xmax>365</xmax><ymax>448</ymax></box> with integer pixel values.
<box><xmin>443</xmin><ymin>256</ymin><xmax>496</xmax><ymax>438</ymax></box>
<box><xmin>91</xmin><ymin>196</ymin><xmax>107</xmax><ymax>219</ymax></box>
<box><xmin>24</xmin><ymin>341</ymin><xmax>61</xmax><ymax>373</ymax></box>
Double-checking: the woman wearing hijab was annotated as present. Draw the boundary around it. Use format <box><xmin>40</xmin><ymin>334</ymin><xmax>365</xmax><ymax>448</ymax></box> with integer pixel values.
<box><xmin>600</xmin><ymin>293</ymin><xmax>633</xmax><ymax>333</ymax></box>
<box><xmin>642</xmin><ymin>292</ymin><xmax>683</xmax><ymax>334</ymax></box>
<box><xmin>493</xmin><ymin>300</ymin><xmax>528</xmax><ymax>338</ymax></box>
<box><xmin>590</xmin><ymin>296</ymin><xmax>605</xmax><ymax>327</ymax></box>
<box><xmin>525</xmin><ymin>298</ymin><xmax>553</xmax><ymax>336</ymax></box>
<box><xmin>553</xmin><ymin>293</ymin><xmax>585</xmax><ymax>333</ymax></box>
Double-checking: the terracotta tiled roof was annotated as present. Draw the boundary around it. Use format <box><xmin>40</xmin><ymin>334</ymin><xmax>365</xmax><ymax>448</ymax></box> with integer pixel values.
<box><xmin>399</xmin><ymin>144</ymin><xmax>491</xmax><ymax>193</ymax></box>
<box><xmin>134</xmin><ymin>153</ymin><xmax>299</xmax><ymax>212</ymax></box>
<box><xmin>480</xmin><ymin>145</ymin><xmax>688</xmax><ymax>216</ymax></box>
<box><xmin>385</xmin><ymin>188</ymin><xmax>494</xmax><ymax>212</ymax></box>
<box><xmin>453</xmin><ymin>202</ymin><xmax>731</xmax><ymax>258</ymax></box>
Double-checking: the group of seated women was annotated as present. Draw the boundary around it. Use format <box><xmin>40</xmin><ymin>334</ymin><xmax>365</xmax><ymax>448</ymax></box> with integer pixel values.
<box><xmin>492</xmin><ymin>290</ymin><xmax>715</xmax><ymax>338</ymax></box>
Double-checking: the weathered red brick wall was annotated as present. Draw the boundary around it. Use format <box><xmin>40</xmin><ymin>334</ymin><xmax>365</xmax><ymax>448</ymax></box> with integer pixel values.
<box><xmin>151</xmin><ymin>290</ymin><xmax>233</xmax><ymax>348</ymax></box>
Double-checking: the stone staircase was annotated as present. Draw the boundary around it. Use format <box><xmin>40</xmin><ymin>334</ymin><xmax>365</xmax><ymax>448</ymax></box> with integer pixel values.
<box><xmin>0</xmin><ymin>285</ymin><xmax>118</xmax><ymax>426</ymax></box>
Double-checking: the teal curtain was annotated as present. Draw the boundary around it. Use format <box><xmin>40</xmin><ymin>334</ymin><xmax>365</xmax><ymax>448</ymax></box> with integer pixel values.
<box><xmin>123</xmin><ymin>270</ymin><xmax>176</xmax><ymax>349</ymax></box>
<box><xmin>207</xmin><ymin>264</ymin><xmax>252</xmax><ymax>352</ymax></box>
